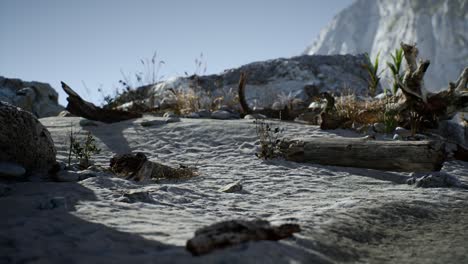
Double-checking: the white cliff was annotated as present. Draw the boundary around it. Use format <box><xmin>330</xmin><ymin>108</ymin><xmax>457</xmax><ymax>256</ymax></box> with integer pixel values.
<box><xmin>305</xmin><ymin>0</ymin><xmax>468</xmax><ymax>91</ymax></box>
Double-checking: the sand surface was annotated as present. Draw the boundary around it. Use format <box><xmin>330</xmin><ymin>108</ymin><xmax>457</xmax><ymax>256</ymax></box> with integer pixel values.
<box><xmin>1</xmin><ymin>116</ymin><xmax>468</xmax><ymax>263</ymax></box>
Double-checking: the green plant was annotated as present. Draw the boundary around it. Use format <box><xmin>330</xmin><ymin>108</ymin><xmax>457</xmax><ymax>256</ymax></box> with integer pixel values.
<box><xmin>254</xmin><ymin>119</ymin><xmax>284</xmax><ymax>159</ymax></box>
<box><xmin>387</xmin><ymin>48</ymin><xmax>404</xmax><ymax>95</ymax></box>
<box><xmin>363</xmin><ymin>52</ymin><xmax>382</xmax><ymax>97</ymax></box>
<box><xmin>69</xmin><ymin>130</ymin><xmax>101</xmax><ymax>169</ymax></box>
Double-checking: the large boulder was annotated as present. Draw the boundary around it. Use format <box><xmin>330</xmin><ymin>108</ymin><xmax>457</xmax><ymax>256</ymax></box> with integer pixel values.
<box><xmin>129</xmin><ymin>54</ymin><xmax>369</xmax><ymax>110</ymax></box>
<box><xmin>0</xmin><ymin>76</ymin><xmax>64</xmax><ymax>117</ymax></box>
<box><xmin>0</xmin><ymin>101</ymin><xmax>56</xmax><ymax>174</ymax></box>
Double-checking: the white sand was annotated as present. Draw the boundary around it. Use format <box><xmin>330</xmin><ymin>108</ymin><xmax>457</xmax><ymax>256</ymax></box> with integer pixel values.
<box><xmin>1</xmin><ymin>116</ymin><xmax>468</xmax><ymax>263</ymax></box>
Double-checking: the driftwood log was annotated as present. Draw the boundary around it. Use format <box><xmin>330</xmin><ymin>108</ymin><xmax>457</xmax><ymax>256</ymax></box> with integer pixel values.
<box><xmin>61</xmin><ymin>82</ymin><xmax>142</xmax><ymax>123</ymax></box>
<box><xmin>280</xmin><ymin>137</ymin><xmax>446</xmax><ymax>172</ymax></box>
<box><xmin>396</xmin><ymin>43</ymin><xmax>468</xmax><ymax>127</ymax></box>
<box><xmin>186</xmin><ymin>219</ymin><xmax>301</xmax><ymax>256</ymax></box>
<box><xmin>110</xmin><ymin>152</ymin><xmax>197</xmax><ymax>181</ymax></box>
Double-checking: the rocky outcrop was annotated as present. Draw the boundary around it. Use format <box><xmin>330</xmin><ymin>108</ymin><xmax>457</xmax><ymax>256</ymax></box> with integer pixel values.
<box><xmin>146</xmin><ymin>54</ymin><xmax>369</xmax><ymax>109</ymax></box>
<box><xmin>305</xmin><ymin>0</ymin><xmax>468</xmax><ymax>91</ymax></box>
<box><xmin>0</xmin><ymin>101</ymin><xmax>56</xmax><ymax>174</ymax></box>
<box><xmin>0</xmin><ymin>76</ymin><xmax>64</xmax><ymax>117</ymax></box>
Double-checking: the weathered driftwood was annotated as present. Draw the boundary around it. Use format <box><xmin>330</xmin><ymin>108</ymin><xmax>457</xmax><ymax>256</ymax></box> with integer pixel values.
<box><xmin>61</xmin><ymin>82</ymin><xmax>142</xmax><ymax>123</ymax></box>
<box><xmin>280</xmin><ymin>137</ymin><xmax>446</xmax><ymax>172</ymax></box>
<box><xmin>396</xmin><ymin>43</ymin><xmax>468</xmax><ymax>127</ymax></box>
<box><xmin>186</xmin><ymin>219</ymin><xmax>301</xmax><ymax>256</ymax></box>
<box><xmin>110</xmin><ymin>152</ymin><xmax>197</xmax><ymax>181</ymax></box>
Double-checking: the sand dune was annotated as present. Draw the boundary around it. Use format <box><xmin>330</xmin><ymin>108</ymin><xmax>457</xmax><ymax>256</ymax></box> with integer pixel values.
<box><xmin>1</xmin><ymin>116</ymin><xmax>468</xmax><ymax>263</ymax></box>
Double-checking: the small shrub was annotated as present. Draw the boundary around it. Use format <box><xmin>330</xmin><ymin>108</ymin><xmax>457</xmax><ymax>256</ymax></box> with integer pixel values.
<box><xmin>363</xmin><ymin>52</ymin><xmax>382</xmax><ymax>97</ymax></box>
<box><xmin>254</xmin><ymin>119</ymin><xmax>284</xmax><ymax>159</ymax></box>
<box><xmin>387</xmin><ymin>48</ymin><xmax>404</xmax><ymax>95</ymax></box>
<box><xmin>68</xmin><ymin>129</ymin><xmax>101</xmax><ymax>169</ymax></box>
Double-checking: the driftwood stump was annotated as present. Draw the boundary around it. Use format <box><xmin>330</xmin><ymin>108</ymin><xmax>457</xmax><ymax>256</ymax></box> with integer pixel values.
<box><xmin>61</xmin><ymin>82</ymin><xmax>142</xmax><ymax>123</ymax></box>
<box><xmin>280</xmin><ymin>137</ymin><xmax>446</xmax><ymax>172</ymax></box>
<box><xmin>186</xmin><ymin>219</ymin><xmax>300</xmax><ymax>255</ymax></box>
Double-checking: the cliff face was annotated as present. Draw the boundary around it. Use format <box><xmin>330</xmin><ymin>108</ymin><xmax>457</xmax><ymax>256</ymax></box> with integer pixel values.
<box><xmin>305</xmin><ymin>0</ymin><xmax>468</xmax><ymax>91</ymax></box>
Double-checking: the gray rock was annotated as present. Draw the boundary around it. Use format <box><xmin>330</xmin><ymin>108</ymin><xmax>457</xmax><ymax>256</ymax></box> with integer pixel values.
<box><xmin>0</xmin><ymin>102</ymin><xmax>56</xmax><ymax>174</ymax></box>
<box><xmin>407</xmin><ymin>172</ymin><xmax>461</xmax><ymax>188</ymax></box>
<box><xmin>118</xmin><ymin>191</ymin><xmax>154</xmax><ymax>204</ymax></box>
<box><xmin>304</xmin><ymin>0</ymin><xmax>466</xmax><ymax>91</ymax></box>
<box><xmin>244</xmin><ymin>114</ymin><xmax>267</xmax><ymax>120</ymax></box>
<box><xmin>55</xmin><ymin>170</ymin><xmax>95</xmax><ymax>182</ymax></box>
<box><xmin>0</xmin><ymin>76</ymin><xmax>64</xmax><ymax>117</ymax></box>
<box><xmin>195</xmin><ymin>109</ymin><xmax>212</xmax><ymax>118</ymax></box>
<box><xmin>0</xmin><ymin>162</ymin><xmax>26</xmax><ymax>179</ymax></box>
<box><xmin>58</xmin><ymin>110</ymin><xmax>74</xmax><ymax>117</ymax></box>
<box><xmin>394</xmin><ymin>127</ymin><xmax>412</xmax><ymax>138</ymax></box>
<box><xmin>186</xmin><ymin>112</ymin><xmax>201</xmax><ymax>118</ymax></box>
<box><xmin>211</xmin><ymin>110</ymin><xmax>233</xmax><ymax>120</ymax></box>
<box><xmin>219</xmin><ymin>180</ymin><xmax>243</xmax><ymax>193</ymax></box>
<box><xmin>373</xmin><ymin>122</ymin><xmax>386</xmax><ymax>133</ymax></box>
<box><xmin>140</xmin><ymin>120</ymin><xmax>165</xmax><ymax>127</ymax></box>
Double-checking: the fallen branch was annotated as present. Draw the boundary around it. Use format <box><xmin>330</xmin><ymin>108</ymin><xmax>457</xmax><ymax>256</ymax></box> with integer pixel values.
<box><xmin>61</xmin><ymin>82</ymin><xmax>142</xmax><ymax>123</ymax></box>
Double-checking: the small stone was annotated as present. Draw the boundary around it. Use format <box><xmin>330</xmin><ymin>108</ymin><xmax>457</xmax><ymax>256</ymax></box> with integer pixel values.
<box><xmin>373</xmin><ymin>122</ymin><xmax>386</xmax><ymax>133</ymax></box>
<box><xmin>219</xmin><ymin>180</ymin><xmax>243</xmax><ymax>193</ymax></box>
<box><xmin>196</xmin><ymin>109</ymin><xmax>212</xmax><ymax>118</ymax></box>
<box><xmin>141</xmin><ymin>120</ymin><xmax>164</xmax><ymax>127</ymax></box>
<box><xmin>0</xmin><ymin>162</ymin><xmax>26</xmax><ymax>179</ymax></box>
<box><xmin>58</xmin><ymin>110</ymin><xmax>74</xmax><ymax>117</ymax></box>
<box><xmin>186</xmin><ymin>112</ymin><xmax>201</xmax><ymax>118</ymax></box>
<box><xmin>79</xmin><ymin>119</ymin><xmax>98</xmax><ymax>127</ymax></box>
<box><xmin>394</xmin><ymin>127</ymin><xmax>412</xmax><ymax>137</ymax></box>
<box><xmin>211</xmin><ymin>110</ymin><xmax>232</xmax><ymax>120</ymax></box>
<box><xmin>244</xmin><ymin>114</ymin><xmax>267</xmax><ymax>120</ymax></box>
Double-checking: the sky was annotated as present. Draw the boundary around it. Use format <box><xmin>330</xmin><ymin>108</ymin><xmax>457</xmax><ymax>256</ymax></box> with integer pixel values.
<box><xmin>0</xmin><ymin>0</ymin><xmax>353</xmax><ymax>105</ymax></box>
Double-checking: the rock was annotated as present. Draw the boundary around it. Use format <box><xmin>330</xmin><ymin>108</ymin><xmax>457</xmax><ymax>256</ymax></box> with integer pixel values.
<box><xmin>0</xmin><ymin>162</ymin><xmax>26</xmax><ymax>179</ymax></box>
<box><xmin>117</xmin><ymin>191</ymin><xmax>155</xmax><ymax>204</ymax></box>
<box><xmin>433</xmin><ymin>120</ymin><xmax>468</xmax><ymax>147</ymax></box>
<box><xmin>165</xmin><ymin>116</ymin><xmax>181</xmax><ymax>123</ymax></box>
<box><xmin>219</xmin><ymin>180</ymin><xmax>243</xmax><ymax>193</ymax></box>
<box><xmin>0</xmin><ymin>76</ymin><xmax>64</xmax><ymax>117</ymax></box>
<box><xmin>185</xmin><ymin>112</ymin><xmax>201</xmax><ymax>118</ymax></box>
<box><xmin>186</xmin><ymin>219</ymin><xmax>301</xmax><ymax>255</ymax></box>
<box><xmin>373</xmin><ymin>122</ymin><xmax>386</xmax><ymax>133</ymax></box>
<box><xmin>407</xmin><ymin>172</ymin><xmax>462</xmax><ymax>188</ymax></box>
<box><xmin>394</xmin><ymin>127</ymin><xmax>412</xmax><ymax>138</ymax></box>
<box><xmin>140</xmin><ymin>54</ymin><xmax>369</xmax><ymax>111</ymax></box>
<box><xmin>244</xmin><ymin>114</ymin><xmax>267</xmax><ymax>120</ymax></box>
<box><xmin>54</xmin><ymin>170</ymin><xmax>95</xmax><ymax>182</ymax></box>
<box><xmin>211</xmin><ymin>110</ymin><xmax>233</xmax><ymax>120</ymax></box>
<box><xmin>305</xmin><ymin>0</ymin><xmax>466</xmax><ymax>91</ymax></box>
<box><xmin>0</xmin><ymin>102</ymin><xmax>56</xmax><ymax>174</ymax></box>
<box><xmin>58</xmin><ymin>110</ymin><xmax>74</xmax><ymax>117</ymax></box>
<box><xmin>195</xmin><ymin>109</ymin><xmax>212</xmax><ymax>118</ymax></box>
<box><xmin>79</xmin><ymin>119</ymin><xmax>98</xmax><ymax>127</ymax></box>
<box><xmin>0</xmin><ymin>183</ymin><xmax>12</xmax><ymax>197</ymax></box>
<box><xmin>140</xmin><ymin>120</ymin><xmax>165</xmax><ymax>127</ymax></box>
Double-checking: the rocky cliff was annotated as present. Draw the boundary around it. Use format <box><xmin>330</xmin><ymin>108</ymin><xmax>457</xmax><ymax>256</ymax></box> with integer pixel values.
<box><xmin>305</xmin><ymin>0</ymin><xmax>468</xmax><ymax>91</ymax></box>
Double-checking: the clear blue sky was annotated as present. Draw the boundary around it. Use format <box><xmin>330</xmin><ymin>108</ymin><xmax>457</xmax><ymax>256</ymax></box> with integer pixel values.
<box><xmin>0</xmin><ymin>0</ymin><xmax>352</xmax><ymax>105</ymax></box>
